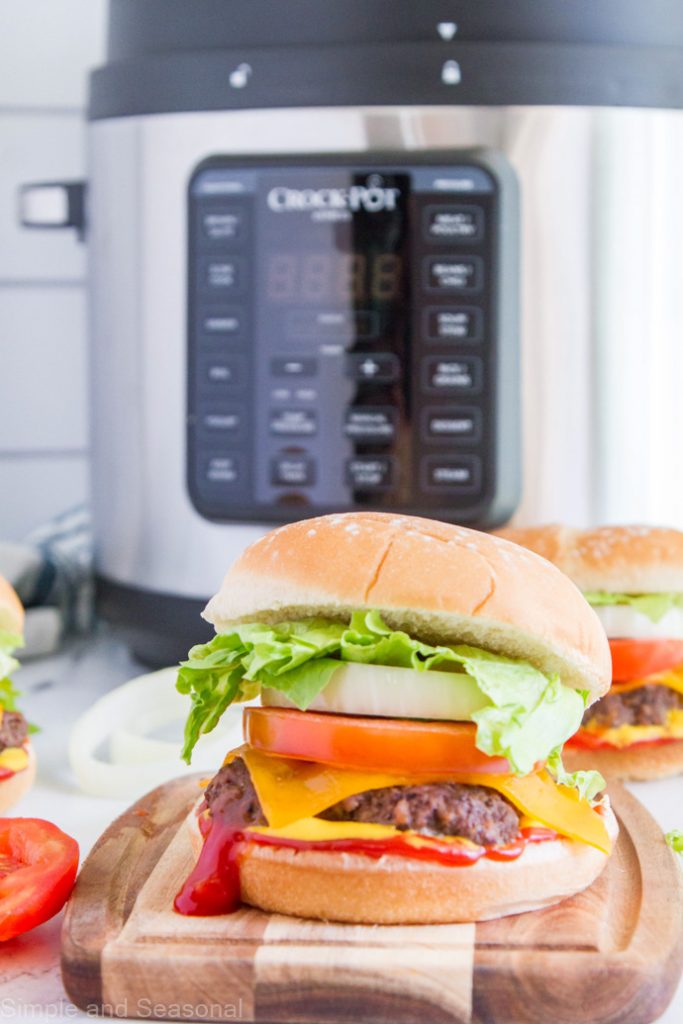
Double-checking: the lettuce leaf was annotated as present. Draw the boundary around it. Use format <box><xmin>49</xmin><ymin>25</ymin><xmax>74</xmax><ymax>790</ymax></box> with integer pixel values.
<box><xmin>0</xmin><ymin>631</ymin><xmax>24</xmax><ymax>711</ymax></box>
<box><xmin>585</xmin><ymin>591</ymin><xmax>683</xmax><ymax>623</ymax></box>
<box><xmin>0</xmin><ymin>630</ymin><xmax>22</xmax><ymax>683</ymax></box>
<box><xmin>178</xmin><ymin>611</ymin><xmax>586</xmax><ymax>779</ymax></box>
<box><xmin>665</xmin><ymin>829</ymin><xmax>683</xmax><ymax>854</ymax></box>
<box><xmin>547</xmin><ymin>749</ymin><xmax>605</xmax><ymax>805</ymax></box>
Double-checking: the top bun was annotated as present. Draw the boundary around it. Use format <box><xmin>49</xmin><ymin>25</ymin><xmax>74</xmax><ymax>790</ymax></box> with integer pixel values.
<box><xmin>495</xmin><ymin>524</ymin><xmax>683</xmax><ymax>594</ymax></box>
<box><xmin>204</xmin><ymin>513</ymin><xmax>610</xmax><ymax>700</ymax></box>
<box><xmin>0</xmin><ymin>575</ymin><xmax>24</xmax><ymax>638</ymax></box>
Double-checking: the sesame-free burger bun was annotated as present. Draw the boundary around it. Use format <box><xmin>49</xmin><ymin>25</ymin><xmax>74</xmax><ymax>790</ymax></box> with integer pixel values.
<box><xmin>564</xmin><ymin>737</ymin><xmax>683</xmax><ymax>782</ymax></box>
<box><xmin>0</xmin><ymin>743</ymin><xmax>36</xmax><ymax>813</ymax></box>
<box><xmin>204</xmin><ymin>513</ymin><xmax>611</xmax><ymax>700</ymax></box>
<box><xmin>0</xmin><ymin>575</ymin><xmax>24</xmax><ymax>638</ymax></box>
<box><xmin>495</xmin><ymin>524</ymin><xmax>683</xmax><ymax>594</ymax></box>
<box><xmin>186</xmin><ymin>797</ymin><xmax>618</xmax><ymax>924</ymax></box>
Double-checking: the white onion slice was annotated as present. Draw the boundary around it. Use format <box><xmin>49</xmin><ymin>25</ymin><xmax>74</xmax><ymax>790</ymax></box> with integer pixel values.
<box><xmin>68</xmin><ymin>667</ymin><xmax>248</xmax><ymax>800</ymax></box>
<box><xmin>591</xmin><ymin>603</ymin><xmax>683</xmax><ymax>640</ymax></box>
<box><xmin>262</xmin><ymin>662</ymin><xmax>487</xmax><ymax>720</ymax></box>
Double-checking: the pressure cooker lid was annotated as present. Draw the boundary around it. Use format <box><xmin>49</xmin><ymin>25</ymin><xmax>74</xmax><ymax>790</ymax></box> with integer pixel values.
<box><xmin>91</xmin><ymin>0</ymin><xmax>683</xmax><ymax>119</ymax></box>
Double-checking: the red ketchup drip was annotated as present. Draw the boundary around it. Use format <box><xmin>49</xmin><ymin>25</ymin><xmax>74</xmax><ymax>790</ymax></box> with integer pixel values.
<box><xmin>174</xmin><ymin>808</ymin><xmax>557</xmax><ymax>917</ymax></box>
<box><xmin>174</xmin><ymin>800</ymin><xmax>248</xmax><ymax>916</ymax></box>
<box><xmin>0</xmin><ymin>768</ymin><xmax>13</xmax><ymax>783</ymax></box>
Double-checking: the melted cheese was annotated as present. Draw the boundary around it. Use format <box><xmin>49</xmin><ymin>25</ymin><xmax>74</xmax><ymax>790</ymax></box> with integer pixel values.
<box><xmin>0</xmin><ymin>746</ymin><xmax>28</xmax><ymax>772</ymax></box>
<box><xmin>583</xmin><ymin>708</ymin><xmax>683</xmax><ymax>749</ymax></box>
<box><xmin>238</xmin><ymin>746</ymin><xmax>611</xmax><ymax>854</ymax></box>
<box><xmin>613</xmin><ymin>667</ymin><xmax>683</xmax><ymax>697</ymax></box>
<box><xmin>248</xmin><ymin>816</ymin><xmax>480</xmax><ymax>849</ymax></box>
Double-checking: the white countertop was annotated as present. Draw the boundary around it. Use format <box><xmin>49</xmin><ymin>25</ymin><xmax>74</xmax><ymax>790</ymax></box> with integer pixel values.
<box><xmin>1</xmin><ymin>629</ymin><xmax>681</xmax><ymax>1023</ymax></box>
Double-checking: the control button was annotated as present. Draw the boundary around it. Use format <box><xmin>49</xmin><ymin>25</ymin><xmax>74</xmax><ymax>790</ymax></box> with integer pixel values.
<box><xmin>425</xmin><ymin>256</ymin><xmax>483</xmax><ymax>293</ymax></box>
<box><xmin>202</xmin><ymin>454</ymin><xmax>241</xmax><ymax>485</ymax></box>
<box><xmin>286</xmin><ymin>309</ymin><xmax>378</xmax><ymax>341</ymax></box>
<box><xmin>424</xmin><ymin>205</ymin><xmax>484</xmax><ymax>243</ymax></box>
<box><xmin>422</xmin><ymin>455</ymin><xmax>481</xmax><ymax>493</ymax></box>
<box><xmin>344</xmin><ymin>407</ymin><xmax>396</xmax><ymax>443</ymax></box>
<box><xmin>424</xmin><ymin>307</ymin><xmax>483</xmax><ymax>343</ymax></box>
<box><xmin>198</xmin><ymin>355</ymin><xmax>244</xmax><ymax>391</ymax></box>
<box><xmin>346</xmin><ymin>353</ymin><xmax>400</xmax><ymax>383</ymax></box>
<box><xmin>271</xmin><ymin>357</ymin><xmax>318</xmax><ymax>378</ymax></box>
<box><xmin>270</xmin><ymin>409</ymin><xmax>318</xmax><ymax>437</ymax></box>
<box><xmin>423</xmin><ymin>406</ymin><xmax>482</xmax><ymax>443</ymax></box>
<box><xmin>295</xmin><ymin>387</ymin><xmax>318</xmax><ymax>402</ymax></box>
<box><xmin>199</xmin><ymin>256</ymin><xmax>244</xmax><ymax>291</ymax></box>
<box><xmin>346</xmin><ymin>456</ymin><xmax>394</xmax><ymax>490</ymax></box>
<box><xmin>271</xmin><ymin>387</ymin><xmax>292</xmax><ymax>402</ymax></box>
<box><xmin>423</xmin><ymin>357</ymin><xmax>482</xmax><ymax>394</ymax></box>
<box><xmin>200</xmin><ymin>409</ymin><xmax>243</xmax><ymax>433</ymax></box>
<box><xmin>201</xmin><ymin>309</ymin><xmax>244</xmax><ymax>337</ymax></box>
<box><xmin>200</xmin><ymin>207</ymin><xmax>245</xmax><ymax>242</ymax></box>
<box><xmin>271</xmin><ymin>455</ymin><xmax>316</xmax><ymax>487</ymax></box>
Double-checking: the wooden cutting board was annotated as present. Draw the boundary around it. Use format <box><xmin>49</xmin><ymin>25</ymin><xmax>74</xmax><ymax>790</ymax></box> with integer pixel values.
<box><xmin>61</xmin><ymin>776</ymin><xmax>683</xmax><ymax>1024</ymax></box>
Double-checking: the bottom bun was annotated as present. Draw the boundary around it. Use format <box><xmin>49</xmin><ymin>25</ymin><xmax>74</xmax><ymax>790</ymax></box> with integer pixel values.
<box><xmin>187</xmin><ymin>800</ymin><xmax>618</xmax><ymax>924</ymax></box>
<box><xmin>0</xmin><ymin>743</ymin><xmax>36</xmax><ymax>813</ymax></box>
<box><xmin>565</xmin><ymin>738</ymin><xmax>683</xmax><ymax>782</ymax></box>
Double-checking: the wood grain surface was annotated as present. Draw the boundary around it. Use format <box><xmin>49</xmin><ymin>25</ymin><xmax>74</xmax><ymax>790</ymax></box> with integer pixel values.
<box><xmin>61</xmin><ymin>777</ymin><xmax>683</xmax><ymax>1024</ymax></box>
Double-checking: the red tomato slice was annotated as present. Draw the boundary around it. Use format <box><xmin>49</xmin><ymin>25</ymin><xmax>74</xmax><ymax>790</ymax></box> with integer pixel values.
<box><xmin>243</xmin><ymin>707</ymin><xmax>512</xmax><ymax>774</ymax></box>
<box><xmin>0</xmin><ymin>818</ymin><xmax>79</xmax><ymax>942</ymax></box>
<box><xmin>567</xmin><ymin>729</ymin><xmax>677</xmax><ymax>752</ymax></box>
<box><xmin>609</xmin><ymin>639</ymin><xmax>683</xmax><ymax>683</ymax></box>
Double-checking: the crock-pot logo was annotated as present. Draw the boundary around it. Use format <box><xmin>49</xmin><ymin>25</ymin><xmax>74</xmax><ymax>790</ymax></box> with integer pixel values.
<box><xmin>267</xmin><ymin>184</ymin><xmax>400</xmax><ymax>213</ymax></box>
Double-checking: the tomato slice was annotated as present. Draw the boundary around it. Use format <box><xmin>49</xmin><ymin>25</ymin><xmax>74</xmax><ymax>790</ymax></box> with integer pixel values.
<box><xmin>243</xmin><ymin>706</ymin><xmax>512</xmax><ymax>774</ymax></box>
<box><xmin>609</xmin><ymin>639</ymin><xmax>683</xmax><ymax>683</ymax></box>
<box><xmin>0</xmin><ymin>818</ymin><xmax>79</xmax><ymax>942</ymax></box>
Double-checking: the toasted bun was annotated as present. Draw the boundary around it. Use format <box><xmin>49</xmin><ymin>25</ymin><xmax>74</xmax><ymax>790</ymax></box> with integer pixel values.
<box><xmin>495</xmin><ymin>524</ymin><xmax>683</xmax><ymax>594</ymax></box>
<box><xmin>0</xmin><ymin>743</ymin><xmax>36</xmax><ymax>813</ymax></box>
<box><xmin>0</xmin><ymin>575</ymin><xmax>24</xmax><ymax>638</ymax></box>
<box><xmin>187</xmin><ymin>799</ymin><xmax>617</xmax><ymax>924</ymax></box>
<box><xmin>564</xmin><ymin>738</ymin><xmax>683</xmax><ymax>781</ymax></box>
<box><xmin>204</xmin><ymin>512</ymin><xmax>610</xmax><ymax>699</ymax></box>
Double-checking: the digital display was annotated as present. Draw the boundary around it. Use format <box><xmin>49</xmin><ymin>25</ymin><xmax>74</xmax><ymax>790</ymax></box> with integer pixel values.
<box><xmin>265</xmin><ymin>253</ymin><xmax>404</xmax><ymax>304</ymax></box>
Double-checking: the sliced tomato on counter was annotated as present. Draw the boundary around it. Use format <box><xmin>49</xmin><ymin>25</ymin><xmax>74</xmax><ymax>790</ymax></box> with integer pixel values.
<box><xmin>0</xmin><ymin>818</ymin><xmax>79</xmax><ymax>941</ymax></box>
<box><xmin>243</xmin><ymin>706</ymin><xmax>514</xmax><ymax>774</ymax></box>
<box><xmin>609</xmin><ymin>639</ymin><xmax>683</xmax><ymax>683</ymax></box>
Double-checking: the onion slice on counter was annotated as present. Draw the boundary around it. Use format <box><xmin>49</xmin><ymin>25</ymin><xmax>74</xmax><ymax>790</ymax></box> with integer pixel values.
<box><xmin>68</xmin><ymin>667</ymin><xmax>246</xmax><ymax>800</ymax></box>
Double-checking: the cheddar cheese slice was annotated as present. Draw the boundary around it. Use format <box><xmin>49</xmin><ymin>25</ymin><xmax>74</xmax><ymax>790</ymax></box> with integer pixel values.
<box><xmin>237</xmin><ymin>746</ymin><xmax>611</xmax><ymax>854</ymax></box>
<box><xmin>583</xmin><ymin>708</ymin><xmax>683</xmax><ymax>749</ymax></box>
<box><xmin>612</xmin><ymin>667</ymin><xmax>683</xmax><ymax>697</ymax></box>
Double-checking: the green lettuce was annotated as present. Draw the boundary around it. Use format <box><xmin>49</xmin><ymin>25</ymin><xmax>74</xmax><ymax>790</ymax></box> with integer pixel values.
<box><xmin>547</xmin><ymin>749</ymin><xmax>605</xmax><ymax>804</ymax></box>
<box><xmin>585</xmin><ymin>591</ymin><xmax>683</xmax><ymax>623</ymax></box>
<box><xmin>665</xmin><ymin>830</ymin><xmax>683</xmax><ymax>854</ymax></box>
<box><xmin>0</xmin><ymin>630</ymin><xmax>22</xmax><ymax>685</ymax></box>
<box><xmin>177</xmin><ymin>611</ymin><xmax>589</xmax><ymax>780</ymax></box>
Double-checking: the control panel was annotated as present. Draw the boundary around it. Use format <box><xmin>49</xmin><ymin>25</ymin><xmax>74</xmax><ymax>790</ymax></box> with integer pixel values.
<box><xmin>187</xmin><ymin>152</ymin><xmax>519</xmax><ymax>526</ymax></box>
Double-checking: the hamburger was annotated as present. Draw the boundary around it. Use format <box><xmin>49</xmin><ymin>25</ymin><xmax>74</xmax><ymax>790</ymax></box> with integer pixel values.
<box><xmin>174</xmin><ymin>512</ymin><xmax>616</xmax><ymax>924</ymax></box>
<box><xmin>0</xmin><ymin>576</ymin><xmax>36</xmax><ymax>812</ymax></box>
<box><xmin>495</xmin><ymin>524</ymin><xmax>683</xmax><ymax>780</ymax></box>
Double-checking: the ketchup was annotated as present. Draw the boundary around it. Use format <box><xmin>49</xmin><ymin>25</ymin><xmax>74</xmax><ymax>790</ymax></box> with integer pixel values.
<box><xmin>174</xmin><ymin>809</ymin><xmax>557</xmax><ymax>917</ymax></box>
<box><xmin>0</xmin><ymin>768</ymin><xmax>13</xmax><ymax>783</ymax></box>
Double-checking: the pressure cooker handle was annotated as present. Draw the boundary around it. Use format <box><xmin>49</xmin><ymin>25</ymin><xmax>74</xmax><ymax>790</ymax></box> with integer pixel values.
<box><xmin>18</xmin><ymin>180</ymin><xmax>86</xmax><ymax>240</ymax></box>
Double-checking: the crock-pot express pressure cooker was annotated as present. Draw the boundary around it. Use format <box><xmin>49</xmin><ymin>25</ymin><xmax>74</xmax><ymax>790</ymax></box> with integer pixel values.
<box><xmin>21</xmin><ymin>1</ymin><xmax>683</xmax><ymax>663</ymax></box>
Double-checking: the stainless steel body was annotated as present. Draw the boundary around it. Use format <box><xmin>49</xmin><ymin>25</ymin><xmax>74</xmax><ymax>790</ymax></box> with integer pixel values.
<box><xmin>90</xmin><ymin>104</ymin><xmax>683</xmax><ymax>602</ymax></box>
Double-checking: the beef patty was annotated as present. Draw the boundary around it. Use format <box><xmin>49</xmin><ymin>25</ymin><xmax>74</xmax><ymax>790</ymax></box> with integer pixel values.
<box><xmin>204</xmin><ymin>757</ymin><xmax>520</xmax><ymax>848</ymax></box>
<box><xmin>583</xmin><ymin>683</ymin><xmax>682</xmax><ymax>730</ymax></box>
<box><xmin>0</xmin><ymin>710</ymin><xmax>28</xmax><ymax>753</ymax></box>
